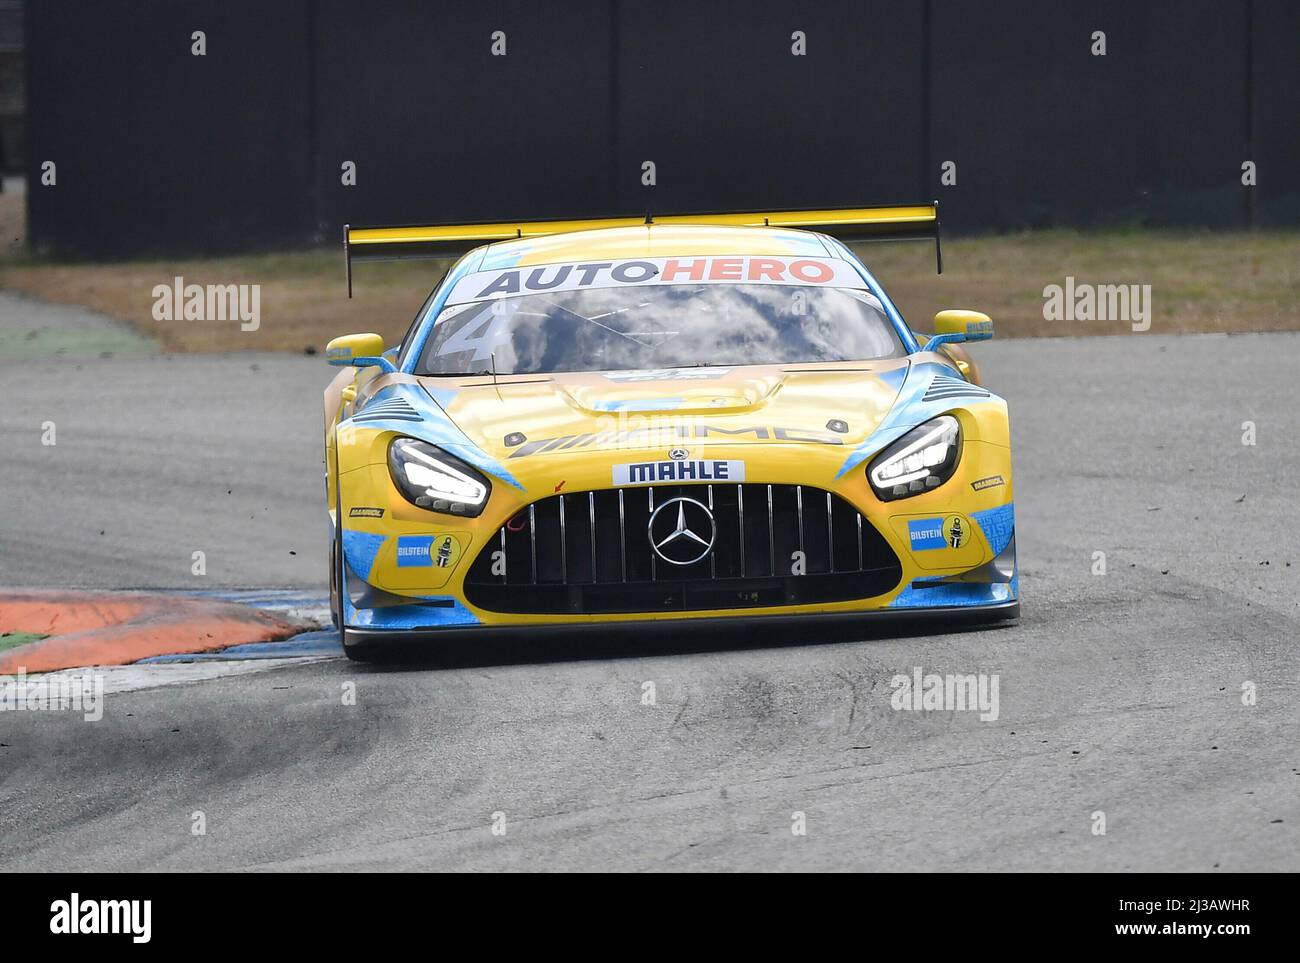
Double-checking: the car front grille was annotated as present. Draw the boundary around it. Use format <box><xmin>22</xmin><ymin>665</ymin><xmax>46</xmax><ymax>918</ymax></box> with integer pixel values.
<box><xmin>464</xmin><ymin>483</ymin><xmax>902</xmax><ymax>614</ymax></box>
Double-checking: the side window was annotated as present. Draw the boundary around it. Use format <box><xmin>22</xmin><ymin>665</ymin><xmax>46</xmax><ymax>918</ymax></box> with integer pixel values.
<box><xmin>396</xmin><ymin>286</ymin><xmax>440</xmax><ymax>368</ymax></box>
<box><xmin>397</xmin><ymin>255</ymin><xmax>468</xmax><ymax>368</ymax></box>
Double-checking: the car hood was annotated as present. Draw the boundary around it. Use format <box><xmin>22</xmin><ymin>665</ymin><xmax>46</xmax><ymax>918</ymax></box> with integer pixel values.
<box><xmin>418</xmin><ymin>360</ymin><xmax>911</xmax><ymax>463</ymax></box>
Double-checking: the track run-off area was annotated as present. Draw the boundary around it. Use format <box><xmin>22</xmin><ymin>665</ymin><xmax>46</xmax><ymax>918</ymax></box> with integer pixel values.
<box><xmin>1</xmin><ymin>301</ymin><xmax>1296</xmax><ymax>870</ymax></box>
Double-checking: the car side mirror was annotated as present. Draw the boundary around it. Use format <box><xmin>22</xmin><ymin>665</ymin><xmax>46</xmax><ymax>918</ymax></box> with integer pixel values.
<box><xmin>325</xmin><ymin>333</ymin><xmax>395</xmax><ymax>372</ymax></box>
<box><xmin>928</xmin><ymin>310</ymin><xmax>993</xmax><ymax>349</ymax></box>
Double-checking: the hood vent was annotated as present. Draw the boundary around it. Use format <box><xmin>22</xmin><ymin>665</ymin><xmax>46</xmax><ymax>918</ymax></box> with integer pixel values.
<box><xmin>923</xmin><ymin>374</ymin><xmax>990</xmax><ymax>403</ymax></box>
<box><xmin>353</xmin><ymin>396</ymin><xmax>422</xmax><ymax>423</ymax></box>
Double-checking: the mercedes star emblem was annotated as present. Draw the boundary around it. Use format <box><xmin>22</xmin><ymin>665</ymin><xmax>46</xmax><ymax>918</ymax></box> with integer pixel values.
<box><xmin>647</xmin><ymin>496</ymin><xmax>716</xmax><ymax>566</ymax></box>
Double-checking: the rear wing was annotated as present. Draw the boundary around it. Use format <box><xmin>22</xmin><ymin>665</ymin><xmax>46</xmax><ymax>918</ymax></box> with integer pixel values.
<box><xmin>344</xmin><ymin>201</ymin><xmax>941</xmax><ymax>296</ymax></box>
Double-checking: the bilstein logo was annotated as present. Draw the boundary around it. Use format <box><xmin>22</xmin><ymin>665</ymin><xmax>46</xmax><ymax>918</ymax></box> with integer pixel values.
<box><xmin>396</xmin><ymin>535</ymin><xmax>434</xmax><ymax>567</ymax></box>
<box><xmin>648</xmin><ymin>497</ymin><xmax>715</xmax><ymax>566</ymax></box>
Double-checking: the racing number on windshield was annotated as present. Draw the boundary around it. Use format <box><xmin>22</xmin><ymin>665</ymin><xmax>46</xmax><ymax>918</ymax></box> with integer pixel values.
<box><xmin>436</xmin><ymin>302</ymin><xmax>513</xmax><ymax>362</ymax></box>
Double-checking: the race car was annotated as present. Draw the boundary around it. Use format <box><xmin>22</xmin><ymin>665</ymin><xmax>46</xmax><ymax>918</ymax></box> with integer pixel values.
<box><xmin>324</xmin><ymin>203</ymin><xmax>1016</xmax><ymax>660</ymax></box>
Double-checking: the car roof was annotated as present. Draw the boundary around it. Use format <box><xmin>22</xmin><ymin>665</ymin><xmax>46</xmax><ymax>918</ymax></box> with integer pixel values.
<box><xmin>474</xmin><ymin>223</ymin><xmax>838</xmax><ymax>270</ymax></box>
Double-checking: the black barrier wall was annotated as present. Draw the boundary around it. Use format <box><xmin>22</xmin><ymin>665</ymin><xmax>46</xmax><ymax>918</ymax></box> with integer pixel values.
<box><xmin>24</xmin><ymin>0</ymin><xmax>1300</xmax><ymax>258</ymax></box>
<box><xmin>26</xmin><ymin>0</ymin><xmax>313</xmax><ymax>257</ymax></box>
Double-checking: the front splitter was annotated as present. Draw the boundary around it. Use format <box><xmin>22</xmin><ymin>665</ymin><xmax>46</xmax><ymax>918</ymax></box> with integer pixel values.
<box><xmin>341</xmin><ymin>599</ymin><xmax>1020</xmax><ymax>648</ymax></box>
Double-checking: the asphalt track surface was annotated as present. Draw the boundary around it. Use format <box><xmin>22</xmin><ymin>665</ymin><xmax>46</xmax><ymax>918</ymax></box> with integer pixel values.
<box><xmin>2</xmin><ymin>316</ymin><xmax>1297</xmax><ymax>870</ymax></box>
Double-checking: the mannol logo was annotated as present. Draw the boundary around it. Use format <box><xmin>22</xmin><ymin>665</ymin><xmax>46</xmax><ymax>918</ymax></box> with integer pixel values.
<box><xmin>49</xmin><ymin>893</ymin><xmax>151</xmax><ymax>944</ymax></box>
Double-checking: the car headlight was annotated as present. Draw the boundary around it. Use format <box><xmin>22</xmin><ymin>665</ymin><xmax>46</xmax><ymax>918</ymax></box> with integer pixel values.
<box><xmin>867</xmin><ymin>415</ymin><xmax>962</xmax><ymax>500</ymax></box>
<box><xmin>388</xmin><ymin>438</ymin><xmax>491</xmax><ymax>516</ymax></box>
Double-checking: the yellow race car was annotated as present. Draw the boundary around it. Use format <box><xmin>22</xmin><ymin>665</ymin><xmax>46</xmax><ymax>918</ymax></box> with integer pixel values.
<box><xmin>324</xmin><ymin>204</ymin><xmax>1016</xmax><ymax>660</ymax></box>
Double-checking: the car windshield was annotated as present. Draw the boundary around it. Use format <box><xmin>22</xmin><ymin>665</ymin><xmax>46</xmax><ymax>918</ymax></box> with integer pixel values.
<box><xmin>417</xmin><ymin>283</ymin><xmax>904</xmax><ymax>375</ymax></box>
